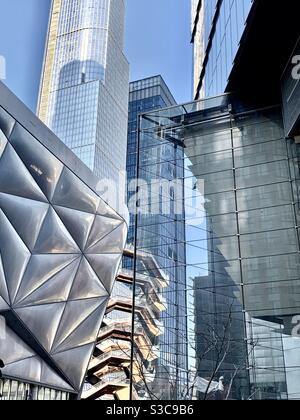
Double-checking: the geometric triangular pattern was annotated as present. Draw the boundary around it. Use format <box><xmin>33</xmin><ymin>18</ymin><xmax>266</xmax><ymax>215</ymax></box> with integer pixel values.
<box><xmin>69</xmin><ymin>257</ymin><xmax>109</xmax><ymax>301</ymax></box>
<box><xmin>0</xmin><ymin>296</ymin><xmax>9</xmax><ymax>311</ymax></box>
<box><xmin>97</xmin><ymin>199</ymin><xmax>125</xmax><ymax>221</ymax></box>
<box><xmin>86</xmin><ymin>254</ymin><xmax>123</xmax><ymax>294</ymax></box>
<box><xmin>52</xmin><ymin>299</ymin><xmax>107</xmax><ymax>354</ymax></box>
<box><xmin>52</xmin><ymin>167</ymin><xmax>100</xmax><ymax>214</ymax></box>
<box><xmin>33</xmin><ymin>207</ymin><xmax>81</xmax><ymax>254</ymax></box>
<box><xmin>0</xmin><ymin>143</ymin><xmax>48</xmax><ymax>203</ymax></box>
<box><xmin>0</xmin><ymin>105</ymin><xmax>128</xmax><ymax>395</ymax></box>
<box><xmin>0</xmin><ymin>210</ymin><xmax>31</xmax><ymax>304</ymax></box>
<box><xmin>0</xmin><ymin>107</ymin><xmax>15</xmax><ymax>138</ymax></box>
<box><xmin>9</xmin><ymin>123</ymin><xmax>64</xmax><ymax>201</ymax></box>
<box><xmin>86</xmin><ymin>222</ymin><xmax>127</xmax><ymax>255</ymax></box>
<box><xmin>0</xmin><ymin>324</ymin><xmax>35</xmax><ymax>366</ymax></box>
<box><xmin>0</xmin><ymin>193</ymin><xmax>49</xmax><ymax>251</ymax></box>
<box><xmin>85</xmin><ymin>215</ymin><xmax>123</xmax><ymax>253</ymax></box>
<box><xmin>15</xmin><ymin>303</ymin><xmax>66</xmax><ymax>352</ymax></box>
<box><xmin>0</xmin><ymin>254</ymin><xmax>10</xmax><ymax>305</ymax></box>
<box><xmin>54</xmin><ymin>205</ymin><xmax>95</xmax><ymax>251</ymax></box>
<box><xmin>0</xmin><ymin>129</ymin><xmax>8</xmax><ymax>158</ymax></box>
<box><xmin>14</xmin><ymin>255</ymin><xmax>80</xmax><ymax>306</ymax></box>
<box><xmin>51</xmin><ymin>298</ymin><xmax>103</xmax><ymax>353</ymax></box>
<box><xmin>52</xmin><ymin>344</ymin><xmax>95</xmax><ymax>392</ymax></box>
<box><xmin>15</xmin><ymin>259</ymin><xmax>80</xmax><ymax>307</ymax></box>
<box><xmin>3</xmin><ymin>355</ymin><xmax>74</xmax><ymax>393</ymax></box>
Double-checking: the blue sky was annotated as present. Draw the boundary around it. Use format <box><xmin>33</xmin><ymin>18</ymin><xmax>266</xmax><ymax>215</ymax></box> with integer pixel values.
<box><xmin>125</xmin><ymin>0</ymin><xmax>192</xmax><ymax>103</ymax></box>
<box><xmin>0</xmin><ymin>0</ymin><xmax>192</xmax><ymax>110</ymax></box>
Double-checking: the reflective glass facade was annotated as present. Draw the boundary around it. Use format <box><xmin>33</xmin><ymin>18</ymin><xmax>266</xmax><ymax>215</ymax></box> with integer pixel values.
<box><xmin>192</xmin><ymin>0</ymin><xmax>253</xmax><ymax>98</ymax></box>
<box><xmin>38</xmin><ymin>0</ymin><xmax>129</xmax><ymax>187</ymax></box>
<box><xmin>0</xmin><ymin>379</ymin><xmax>69</xmax><ymax>400</ymax></box>
<box><xmin>125</xmin><ymin>76</ymin><xmax>177</xmax><ymax>250</ymax></box>
<box><xmin>124</xmin><ymin>77</ymin><xmax>189</xmax><ymax>399</ymax></box>
<box><xmin>139</xmin><ymin>94</ymin><xmax>300</xmax><ymax>400</ymax></box>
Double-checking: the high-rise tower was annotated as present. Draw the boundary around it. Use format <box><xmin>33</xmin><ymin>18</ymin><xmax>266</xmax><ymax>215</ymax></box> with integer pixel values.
<box><xmin>38</xmin><ymin>0</ymin><xmax>129</xmax><ymax>188</ymax></box>
<box><xmin>191</xmin><ymin>0</ymin><xmax>253</xmax><ymax>99</ymax></box>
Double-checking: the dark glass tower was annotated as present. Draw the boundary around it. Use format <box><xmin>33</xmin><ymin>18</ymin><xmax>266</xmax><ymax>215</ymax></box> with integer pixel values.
<box><xmin>124</xmin><ymin>76</ymin><xmax>188</xmax><ymax>399</ymax></box>
<box><xmin>189</xmin><ymin>0</ymin><xmax>300</xmax><ymax>400</ymax></box>
<box><xmin>125</xmin><ymin>76</ymin><xmax>177</xmax><ymax>253</ymax></box>
<box><xmin>191</xmin><ymin>0</ymin><xmax>253</xmax><ymax>99</ymax></box>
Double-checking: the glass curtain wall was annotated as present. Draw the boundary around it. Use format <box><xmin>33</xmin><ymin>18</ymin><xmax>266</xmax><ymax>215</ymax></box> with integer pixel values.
<box><xmin>194</xmin><ymin>0</ymin><xmax>253</xmax><ymax>98</ymax></box>
<box><xmin>0</xmin><ymin>379</ymin><xmax>69</xmax><ymax>400</ymax></box>
<box><xmin>135</xmin><ymin>94</ymin><xmax>300</xmax><ymax>400</ymax></box>
<box><xmin>124</xmin><ymin>77</ymin><xmax>188</xmax><ymax>400</ymax></box>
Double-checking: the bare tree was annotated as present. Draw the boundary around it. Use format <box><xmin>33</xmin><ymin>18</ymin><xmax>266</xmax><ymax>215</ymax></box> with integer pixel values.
<box><xmin>124</xmin><ymin>303</ymin><xmax>258</xmax><ymax>401</ymax></box>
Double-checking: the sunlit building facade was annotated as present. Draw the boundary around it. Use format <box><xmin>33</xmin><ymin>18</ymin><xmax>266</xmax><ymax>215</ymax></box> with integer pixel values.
<box><xmin>139</xmin><ymin>90</ymin><xmax>300</xmax><ymax>400</ymax></box>
<box><xmin>188</xmin><ymin>0</ymin><xmax>300</xmax><ymax>399</ymax></box>
<box><xmin>38</xmin><ymin>0</ymin><xmax>129</xmax><ymax>188</ymax></box>
<box><xmin>0</xmin><ymin>81</ymin><xmax>127</xmax><ymax>400</ymax></box>
<box><xmin>191</xmin><ymin>0</ymin><xmax>253</xmax><ymax>99</ymax></box>
<box><xmin>124</xmin><ymin>76</ymin><xmax>189</xmax><ymax>399</ymax></box>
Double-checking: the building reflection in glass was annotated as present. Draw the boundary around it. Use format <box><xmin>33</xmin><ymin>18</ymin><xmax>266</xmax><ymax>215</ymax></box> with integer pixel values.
<box><xmin>137</xmin><ymin>94</ymin><xmax>300</xmax><ymax>400</ymax></box>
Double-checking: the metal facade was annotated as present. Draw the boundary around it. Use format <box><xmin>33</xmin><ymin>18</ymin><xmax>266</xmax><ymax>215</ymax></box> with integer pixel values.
<box><xmin>0</xmin><ymin>84</ymin><xmax>127</xmax><ymax>396</ymax></box>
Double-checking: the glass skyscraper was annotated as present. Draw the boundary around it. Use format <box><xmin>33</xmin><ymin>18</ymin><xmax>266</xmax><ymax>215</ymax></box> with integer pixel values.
<box><xmin>80</xmin><ymin>76</ymin><xmax>188</xmax><ymax>400</ymax></box>
<box><xmin>139</xmin><ymin>92</ymin><xmax>300</xmax><ymax>400</ymax></box>
<box><xmin>38</xmin><ymin>0</ymin><xmax>129</xmax><ymax>188</ymax></box>
<box><xmin>192</xmin><ymin>0</ymin><xmax>253</xmax><ymax>99</ymax></box>
<box><xmin>125</xmin><ymin>76</ymin><xmax>178</xmax><ymax>250</ymax></box>
<box><xmin>188</xmin><ymin>0</ymin><xmax>300</xmax><ymax>400</ymax></box>
<box><xmin>123</xmin><ymin>76</ymin><xmax>189</xmax><ymax>399</ymax></box>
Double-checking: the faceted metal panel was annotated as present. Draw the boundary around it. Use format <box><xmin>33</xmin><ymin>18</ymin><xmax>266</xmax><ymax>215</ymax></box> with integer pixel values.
<box><xmin>0</xmin><ymin>107</ymin><xmax>15</xmax><ymax>138</ymax></box>
<box><xmin>86</xmin><ymin>254</ymin><xmax>123</xmax><ymax>294</ymax></box>
<box><xmin>0</xmin><ymin>143</ymin><xmax>48</xmax><ymax>203</ymax></box>
<box><xmin>0</xmin><ymin>106</ymin><xmax>127</xmax><ymax>394</ymax></box>
<box><xmin>0</xmin><ymin>129</ymin><xmax>7</xmax><ymax>157</ymax></box>
<box><xmin>0</xmin><ymin>193</ymin><xmax>49</xmax><ymax>251</ymax></box>
<box><xmin>9</xmin><ymin>123</ymin><xmax>64</xmax><ymax>201</ymax></box>
<box><xmin>0</xmin><ymin>296</ymin><xmax>9</xmax><ymax>311</ymax></box>
<box><xmin>54</xmin><ymin>206</ymin><xmax>95</xmax><ymax>251</ymax></box>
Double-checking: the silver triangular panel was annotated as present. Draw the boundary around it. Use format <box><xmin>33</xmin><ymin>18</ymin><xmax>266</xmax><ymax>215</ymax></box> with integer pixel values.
<box><xmin>97</xmin><ymin>199</ymin><xmax>124</xmax><ymax>222</ymax></box>
<box><xmin>0</xmin><ymin>210</ymin><xmax>31</xmax><ymax>303</ymax></box>
<box><xmin>15</xmin><ymin>255</ymin><xmax>79</xmax><ymax>306</ymax></box>
<box><xmin>85</xmin><ymin>215</ymin><xmax>123</xmax><ymax>253</ymax></box>
<box><xmin>0</xmin><ymin>253</ymin><xmax>10</xmax><ymax>305</ymax></box>
<box><xmin>69</xmin><ymin>257</ymin><xmax>109</xmax><ymax>301</ymax></box>
<box><xmin>0</xmin><ymin>107</ymin><xmax>15</xmax><ymax>138</ymax></box>
<box><xmin>0</xmin><ymin>193</ymin><xmax>49</xmax><ymax>251</ymax></box>
<box><xmin>33</xmin><ymin>207</ymin><xmax>80</xmax><ymax>254</ymax></box>
<box><xmin>54</xmin><ymin>205</ymin><xmax>95</xmax><ymax>251</ymax></box>
<box><xmin>87</xmin><ymin>222</ymin><xmax>127</xmax><ymax>255</ymax></box>
<box><xmin>52</xmin><ymin>298</ymin><xmax>102</xmax><ymax>352</ymax></box>
<box><xmin>15</xmin><ymin>303</ymin><xmax>65</xmax><ymax>352</ymax></box>
<box><xmin>0</xmin><ymin>324</ymin><xmax>35</xmax><ymax>365</ymax></box>
<box><xmin>0</xmin><ymin>296</ymin><xmax>9</xmax><ymax>311</ymax></box>
<box><xmin>52</xmin><ymin>343</ymin><xmax>95</xmax><ymax>391</ymax></box>
<box><xmin>0</xmin><ymin>143</ymin><xmax>48</xmax><ymax>203</ymax></box>
<box><xmin>9</xmin><ymin>123</ymin><xmax>64</xmax><ymax>200</ymax></box>
<box><xmin>0</xmin><ymin>129</ymin><xmax>8</xmax><ymax>158</ymax></box>
<box><xmin>52</xmin><ymin>167</ymin><xmax>99</xmax><ymax>214</ymax></box>
<box><xmin>53</xmin><ymin>298</ymin><xmax>107</xmax><ymax>353</ymax></box>
<box><xmin>16</xmin><ymin>258</ymin><xmax>80</xmax><ymax>307</ymax></box>
<box><xmin>40</xmin><ymin>362</ymin><xmax>74</xmax><ymax>393</ymax></box>
<box><xmin>85</xmin><ymin>254</ymin><xmax>122</xmax><ymax>294</ymax></box>
<box><xmin>3</xmin><ymin>356</ymin><xmax>42</xmax><ymax>384</ymax></box>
